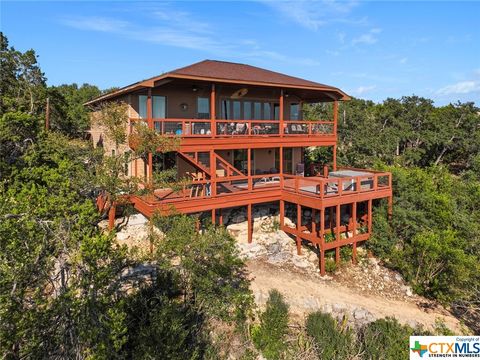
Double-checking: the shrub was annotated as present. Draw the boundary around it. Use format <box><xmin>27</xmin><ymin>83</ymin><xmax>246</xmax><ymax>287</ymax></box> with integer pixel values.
<box><xmin>251</xmin><ymin>289</ymin><xmax>289</xmax><ymax>359</ymax></box>
<box><xmin>360</xmin><ymin>317</ymin><xmax>413</xmax><ymax>360</ymax></box>
<box><xmin>325</xmin><ymin>258</ymin><xmax>337</xmax><ymax>273</ymax></box>
<box><xmin>306</xmin><ymin>311</ymin><xmax>355</xmax><ymax>360</ymax></box>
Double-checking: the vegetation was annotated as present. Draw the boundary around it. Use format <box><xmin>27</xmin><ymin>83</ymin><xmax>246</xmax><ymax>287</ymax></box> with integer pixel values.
<box><xmin>307</xmin><ymin>97</ymin><xmax>480</xmax><ymax>333</ymax></box>
<box><xmin>306</xmin><ymin>311</ymin><xmax>355</xmax><ymax>359</ymax></box>
<box><xmin>251</xmin><ymin>290</ymin><xmax>290</xmax><ymax>359</ymax></box>
<box><xmin>1</xmin><ymin>30</ymin><xmax>479</xmax><ymax>358</ymax></box>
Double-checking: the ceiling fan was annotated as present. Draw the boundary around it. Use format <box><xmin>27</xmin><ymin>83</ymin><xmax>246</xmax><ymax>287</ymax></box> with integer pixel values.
<box><xmin>231</xmin><ymin>88</ymin><xmax>248</xmax><ymax>99</ymax></box>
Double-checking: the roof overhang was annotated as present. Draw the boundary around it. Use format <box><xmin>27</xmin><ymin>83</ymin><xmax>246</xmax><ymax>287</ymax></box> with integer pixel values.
<box><xmin>84</xmin><ymin>73</ymin><xmax>350</xmax><ymax>106</ymax></box>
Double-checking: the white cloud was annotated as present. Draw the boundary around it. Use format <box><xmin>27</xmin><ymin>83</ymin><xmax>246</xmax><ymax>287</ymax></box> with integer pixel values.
<box><xmin>436</xmin><ymin>81</ymin><xmax>480</xmax><ymax>95</ymax></box>
<box><xmin>60</xmin><ymin>8</ymin><xmax>321</xmax><ymax>67</ymax></box>
<box><xmin>352</xmin><ymin>28</ymin><xmax>381</xmax><ymax>45</ymax></box>
<box><xmin>399</xmin><ymin>57</ymin><xmax>408</xmax><ymax>64</ymax></box>
<box><xmin>260</xmin><ymin>0</ymin><xmax>363</xmax><ymax>31</ymax></box>
<box><xmin>352</xmin><ymin>85</ymin><xmax>376</xmax><ymax>95</ymax></box>
<box><xmin>352</xmin><ymin>34</ymin><xmax>377</xmax><ymax>45</ymax></box>
<box><xmin>61</xmin><ymin>16</ymin><xmax>129</xmax><ymax>32</ymax></box>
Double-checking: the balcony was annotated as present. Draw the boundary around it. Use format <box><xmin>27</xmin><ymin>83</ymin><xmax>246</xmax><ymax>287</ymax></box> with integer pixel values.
<box><xmin>130</xmin><ymin>118</ymin><xmax>335</xmax><ymax>138</ymax></box>
<box><xmin>131</xmin><ymin>168</ymin><xmax>392</xmax><ymax>213</ymax></box>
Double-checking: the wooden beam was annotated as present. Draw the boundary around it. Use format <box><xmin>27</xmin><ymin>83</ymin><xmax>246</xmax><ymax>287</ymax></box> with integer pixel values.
<box><xmin>280</xmin><ymin>90</ymin><xmax>284</xmax><ymax>135</ymax></box>
<box><xmin>280</xmin><ymin>200</ymin><xmax>285</xmax><ymax>227</ymax></box>
<box><xmin>368</xmin><ymin>199</ymin><xmax>373</xmax><ymax>234</ymax></box>
<box><xmin>147</xmin><ymin>88</ymin><xmax>153</xmax><ymax>180</ymax></box>
<box><xmin>335</xmin><ymin>204</ymin><xmax>340</xmax><ymax>264</ymax></box>
<box><xmin>247</xmin><ymin>148</ymin><xmax>252</xmax><ymax>190</ymax></box>
<box><xmin>333</xmin><ymin>144</ymin><xmax>337</xmax><ymax>171</ymax></box>
<box><xmin>352</xmin><ymin>202</ymin><xmax>357</xmax><ymax>264</ymax></box>
<box><xmin>212</xmin><ymin>208</ymin><xmax>216</xmax><ymax>226</ymax></box>
<box><xmin>108</xmin><ymin>202</ymin><xmax>116</xmax><ymax>230</ymax></box>
<box><xmin>296</xmin><ymin>203</ymin><xmax>302</xmax><ymax>255</ymax></box>
<box><xmin>247</xmin><ymin>203</ymin><xmax>252</xmax><ymax>243</ymax></box>
<box><xmin>211</xmin><ymin>84</ymin><xmax>216</xmax><ymax>136</ymax></box>
<box><xmin>320</xmin><ymin>207</ymin><xmax>325</xmax><ymax>276</ymax></box>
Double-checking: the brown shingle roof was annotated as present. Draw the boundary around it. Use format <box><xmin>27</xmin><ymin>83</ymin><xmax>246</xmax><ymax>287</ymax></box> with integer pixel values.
<box><xmin>171</xmin><ymin>60</ymin><xmax>331</xmax><ymax>89</ymax></box>
<box><xmin>85</xmin><ymin>60</ymin><xmax>349</xmax><ymax>105</ymax></box>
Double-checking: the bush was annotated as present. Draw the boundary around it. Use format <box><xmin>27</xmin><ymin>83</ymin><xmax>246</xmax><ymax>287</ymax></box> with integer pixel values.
<box><xmin>325</xmin><ymin>258</ymin><xmax>337</xmax><ymax>273</ymax></box>
<box><xmin>306</xmin><ymin>311</ymin><xmax>355</xmax><ymax>360</ymax></box>
<box><xmin>252</xmin><ymin>289</ymin><xmax>289</xmax><ymax>359</ymax></box>
<box><xmin>360</xmin><ymin>317</ymin><xmax>413</xmax><ymax>360</ymax></box>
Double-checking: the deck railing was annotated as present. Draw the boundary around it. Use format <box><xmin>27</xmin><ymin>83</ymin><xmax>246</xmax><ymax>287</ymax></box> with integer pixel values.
<box><xmin>282</xmin><ymin>171</ymin><xmax>392</xmax><ymax>199</ymax></box>
<box><xmin>145</xmin><ymin>170</ymin><xmax>391</xmax><ymax>205</ymax></box>
<box><xmin>129</xmin><ymin>118</ymin><xmax>335</xmax><ymax>138</ymax></box>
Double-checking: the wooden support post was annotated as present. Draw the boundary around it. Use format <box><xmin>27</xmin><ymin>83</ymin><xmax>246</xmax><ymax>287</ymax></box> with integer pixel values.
<box><xmin>280</xmin><ymin>89</ymin><xmax>284</xmax><ymax>136</ymax></box>
<box><xmin>333</xmin><ymin>99</ymin><xmax>338</xmax><ymax>134</ymax></box>
<box><xmin>212</xmin><ymin>208</ymin><xmax>216</xmax><ymax>226</ymax></box>
<box><xmin>368</xmin><ymin>199</ymin><xmax>373</xmax><ymax>234</ymax></box>
<box><xmin>335</xmin><ymin>204</ymin><xmax>340</xmax><ymax>264</ymax></box>
<box><xmin>296</xmin><ymin>203</ymin><xmax>302</xmax><ymax>255</ymax></box>
<box><xmin>279</xmin><ymin>146</ymin><xmax>284</xmax><ymax>187</ymax></box>
<box><xmin>352</xmin><ymin>202</ymin><xmax>357</xmax><ymax>264</ymax></box>
<box><xmin>320</xmin><ymin>208</ymin><xmax>325</xmax><ymax>276</ymax></box>
<box><xmin>333</xmin><ymin>144</ymin><xmax>337</xmax><ymax>171</ymax></box>
<box><xmin>312</xmin><ymin>208</ymin><xmax>317</xmax><ymax>237</ymax></box>
<box><xmin>210</xmin><ymin>150</ymin><xmax>216</xmax><ymax>197</ymax></box>
<box><xmin>211</xmin><ymin>83</ymin><xmax>216</xmax><ymax>137</ymax></box>
<box><xmin>108</xmin><ymin>202</ymin><xmax>116</xmax><ymax>230</ymax></box>
<box><xmin>195</xmin><ymin>218</ymin><xmax>200</xmax><ymax>232</ymax></box>
<box><xmin>247</xmin><ymin>204</ymin><xmax>252</xmax><ymax>243</ymax></box>
<box><xmin>219</xmin><ymin>209</ymin><xmax>223</xmax><ymax>226</ymax></box>
<box><xmin>147</xmin><ymin>89</ymin><xmax>153</xmax><ymax>181</ymax></box>
<box><xmin>280</xmin><ymin>200</ymin><xmax>285</xmax><ymax>228</ymax></box>
<box><xmin>247</xmin><ymin>148</ymin><xmax>252</xmax><ymax>190</ymax></box>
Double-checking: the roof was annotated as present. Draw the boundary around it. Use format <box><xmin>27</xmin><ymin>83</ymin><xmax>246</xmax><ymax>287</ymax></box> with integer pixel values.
<box><xmin>85</xmin><ymin>60</ymin><xmax>350</xmax><ymax>105</ymax></box>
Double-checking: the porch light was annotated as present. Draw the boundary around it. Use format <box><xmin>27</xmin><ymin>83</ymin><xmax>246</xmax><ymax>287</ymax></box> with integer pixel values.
<box><xmin>192</xmin><ymin>85</ymin><xmax>198</xmax><ymax>92</ymax></box>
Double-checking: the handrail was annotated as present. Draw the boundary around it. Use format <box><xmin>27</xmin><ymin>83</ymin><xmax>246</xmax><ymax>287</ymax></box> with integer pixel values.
<box><xmin>129</xmin><ymin>118</ymin><xmax>335</xmax><ymax>138</ymax></box>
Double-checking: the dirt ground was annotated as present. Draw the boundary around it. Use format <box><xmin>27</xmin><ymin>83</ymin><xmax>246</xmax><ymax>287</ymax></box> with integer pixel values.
<box><xmin>247</xmin><ymin>260</ymin><xmax>463</xmax><ymax>333</ymax></box>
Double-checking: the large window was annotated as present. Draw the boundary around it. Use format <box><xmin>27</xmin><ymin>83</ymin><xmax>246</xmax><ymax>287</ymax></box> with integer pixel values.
<box><xmin>139</xmin><ymin>95</ymin><xmax>147</xmax><ymax>119</ymax></box>
<box><xmin>138</xmin><ymin>95</ymin><xmax>166</xmax><ymax>118</ymax></box>
<box><xmin>221</xmin><ymin>99</ymin><xmax>278</xmax><ymax>120</ymax></box>
<box><xmin>153</xmin><ymin>96</ymin><xmax>166</xmax><ymax>118</ymax></box>
<box><xmin>197</xmin><ymin>97</ymin><xmax>210</xmax><ymax>119</ymax></box>
<box><xmin>290</xmin><ymin>103</ymin><xmax>300</xmax><ymax>120</ymax></box>
<box><xmin>283</xmin><ymin>148</ymin><xmax>293</xmax><ymax>174</ymax></box>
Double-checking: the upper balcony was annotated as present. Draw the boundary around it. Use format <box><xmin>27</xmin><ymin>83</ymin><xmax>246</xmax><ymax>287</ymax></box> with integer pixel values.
<box><xmin>129</xmin><ymin>118</ymin><xmax>335</xmax><ymax>139</ymax></box>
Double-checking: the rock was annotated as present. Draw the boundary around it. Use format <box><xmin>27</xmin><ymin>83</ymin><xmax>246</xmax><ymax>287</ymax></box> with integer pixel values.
<box><xmin>232</xmin><ymin>215</ymin><xmax>246</xmax><ymax>223</ymax></box>
<box><xmin>308</xmin><ymin>252</ymin><xmax>318</xmax><ymax>262</ymax></box>
<box><xmin>267</xmin><ymin>252</ymin><xmax>291</xmax><ymax>265</ymax></box>
<box><xmin>266</xmin><ymin>242</ymin><xmax>281</xmax><ymax>254</ymax></box>
<box><xmin>116</xmin><ymin>232</ymin><xmax>129</xmax><ymax>241</ymax></box>
<box><xmin>292</xmin><ymin>255</ymin><xmax>310</xmax><ymax>268</ymax></box>
<box><xmin>395</xmin><ymin>273</ymin><xmax>403</xmax><ymax>282</ymax></box>
<box><xmin>127</xmin><ymin>214</ymin><xmax>148</xmax><ymax>226</ymax></box>
<box><xmin>353</xmin><ymin>308</ymin><xmax>370</xmax><ymax>320</ymax></box>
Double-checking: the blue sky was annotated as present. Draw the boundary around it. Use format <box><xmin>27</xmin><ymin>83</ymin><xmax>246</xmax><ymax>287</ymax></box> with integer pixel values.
<box><xmin>2</xmin><ymin>1</ymin><xmax>479</xmax><ymax>105</ymax></box>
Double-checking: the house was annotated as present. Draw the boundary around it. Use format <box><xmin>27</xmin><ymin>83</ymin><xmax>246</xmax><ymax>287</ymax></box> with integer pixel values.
<box><xmin>86</xmin><ymin>60</ymin><xmax>392</xmax><ymax>275</ymax></box>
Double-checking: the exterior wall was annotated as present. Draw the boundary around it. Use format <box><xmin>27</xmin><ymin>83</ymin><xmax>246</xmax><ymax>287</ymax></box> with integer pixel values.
<box><xmin>128</xmin><ymin>82</ymin><xmax>302</xmax><ymax>120</ymax></box>
<box><xmin>253</xmin><ymin>148</ymin><xmax>276</xmax><ymax>173</ymax></box>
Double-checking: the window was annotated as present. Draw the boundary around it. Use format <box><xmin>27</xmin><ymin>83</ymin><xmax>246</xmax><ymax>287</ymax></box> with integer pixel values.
<box><xmin>273</xmin><ymin>103</ymin><xmax>280</xmax><ymax>120</ymax></box>
<box><xmin>139</xmin><ymin>95</ymin><xmax>147</xmax><ymax>118</ymax></box>
<box><xmin>264</xmin><ymin>103</ymin><xmax>271</xmax><ymax>120</ymax></box>
<box><xmin>139</xmin><ymin>95</ymin><xmax>166</xmax><ymax>118</ymax></box>
<box><xmin>197</xmin><ymin>97</ymin><xmax>210</xmax><ymax>119</ymax></box>
<box><xmin>254</xmin><ymin>102</ymin><xmax>262</xmax><ymax>120</ymax></box>
<box><xmin>233</xmin><ymin>101</ymin><xmax>241</xmax><ymax>120</ymax></box>
<box><xmin>243</xmin><ymin>101</ymin><xmax>252</xmax><ymax>119</ymax></box>
<box><xmin>152</xmin><ymin>96</ymin><xmax>166</xmax><ymax>118</ymax></box>
<box><xmin>221</xmin><ymin>100</ymin><xmax>230</xmax><ymax>119</ymax></box>
<box><xmin>290</xmin><ymin>103</ymin><xmax>300</xmax><ymax>120</ymax></box>
<box><xmin>283</xmin><ymin>148</ymin><xmax>293</xmax><ymax>174</ymax></box>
